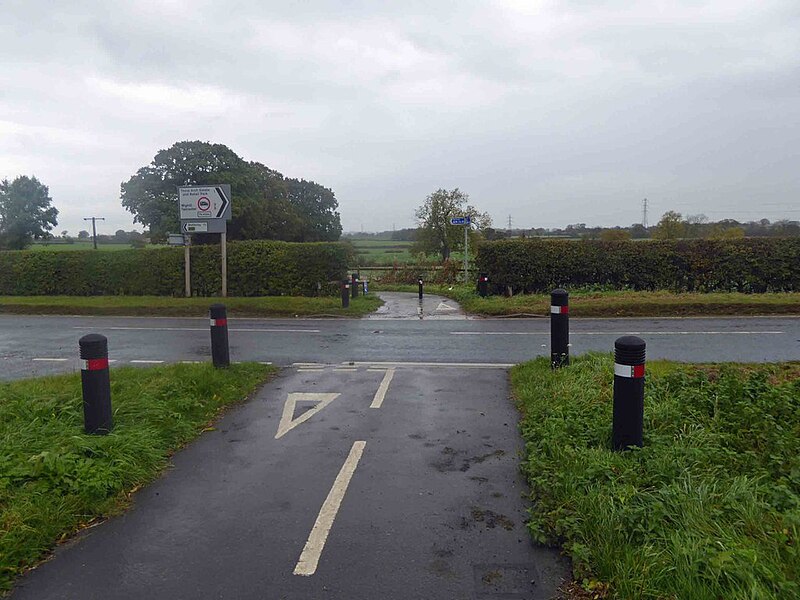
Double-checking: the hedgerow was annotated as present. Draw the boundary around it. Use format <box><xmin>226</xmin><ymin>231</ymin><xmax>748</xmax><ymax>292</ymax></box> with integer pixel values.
<box><xmin>0</xmin><ymin>241</ymin><xmax>352</xmax><ymax>297</ymax></box>
<box><xmin>477</xmin><ymin>238</ymin><xmax>800</xmax><ymax>293</ymax></box>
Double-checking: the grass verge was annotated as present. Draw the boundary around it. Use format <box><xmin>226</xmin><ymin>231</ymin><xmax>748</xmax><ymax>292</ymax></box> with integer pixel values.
<box><xmin>372</xmin><ymin>284</ymin><xmax>800</xmax><ymax>317</ymax></box>
<box><xmin>512</xmin><ymin>356</ymin><xmax>799</xmax><ymax>599</ymax></box>
<box><xmin>0</xmin><ymin>295</ymin><xmax>382</xmax><ymax>318</ymax></box>
<box><xmin>0</xmin><ymin>362</ymin><xmax>276</xmax><ymax>592</ymax></box>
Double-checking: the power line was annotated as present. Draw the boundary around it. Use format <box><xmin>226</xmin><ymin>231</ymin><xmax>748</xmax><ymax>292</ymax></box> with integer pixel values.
<box><xmin>507</xmin><ymin>214</ymin><xmax>512</xmax><ymax>230</ymax></box>
<box><xmin>83</xmin><ymin>217</ymin><xmax>105</xmax><ymax>250</ymax></box>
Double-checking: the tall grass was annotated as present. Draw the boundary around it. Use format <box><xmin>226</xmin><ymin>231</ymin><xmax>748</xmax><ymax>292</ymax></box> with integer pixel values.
<box><xmin>512</xmin><ymin>356</ymin><xmax>799</xmax><ymax>599</ymax></box>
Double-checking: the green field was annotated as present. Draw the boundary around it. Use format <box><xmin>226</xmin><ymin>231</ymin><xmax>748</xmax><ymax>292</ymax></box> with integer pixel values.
<box><xmin>27</xmin><ymin>242</ymin><xmax>142</xmax><ymax>251</ymax></box>
<box><xmin>347</xmin><ymin>239</ymin><xmax>415</xmax><ymax>265</ymax></box>
<box><xmin>512</xmin><ymin>356</ymin><xmax>799</xmax><ymax>599</ymax></box>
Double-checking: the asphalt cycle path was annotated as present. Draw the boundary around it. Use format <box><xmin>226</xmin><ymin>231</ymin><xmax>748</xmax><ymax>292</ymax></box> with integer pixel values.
<box><xmin>1</xmin><ymin>313</ymin><xmax>798</xmax><ymax>380</ymax></box>
<box><xmin>11</xmin><ymin>364</ymin><xmax>569</xmax><ymax>600</ymax></box>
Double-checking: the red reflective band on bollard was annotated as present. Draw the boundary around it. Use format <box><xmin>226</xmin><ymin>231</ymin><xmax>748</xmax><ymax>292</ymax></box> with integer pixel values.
<box><xmin>550</xmin><ymin>305</ymin><xmax>569</xmax><ymax>314</ymax></box>
<box><xmin>82</xmin><ymin>358</ymin><xmax>109</xmax><ymax>371</ymax></box>
<box><xmin>210</xmin><ymin>318</ymin><xmax>228</xmax><ymax>327</ymax></box>
<box><xmin>614</xmin><ymin>363</ymin><xmax>646</xmax><ymax>378</ymax></box>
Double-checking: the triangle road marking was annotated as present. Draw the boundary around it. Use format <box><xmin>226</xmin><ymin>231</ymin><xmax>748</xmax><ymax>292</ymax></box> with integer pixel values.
<box><xmin>275</xmin><ymin>392</ymin><xmax>340</xmax><ymax>439</ymax></box>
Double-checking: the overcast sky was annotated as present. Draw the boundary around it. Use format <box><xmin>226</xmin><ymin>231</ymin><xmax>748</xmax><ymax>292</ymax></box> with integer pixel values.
<box><xmin>2</xmin><ymin>0</ymin><xmax>799</xmax><ymax>235</ymax></box>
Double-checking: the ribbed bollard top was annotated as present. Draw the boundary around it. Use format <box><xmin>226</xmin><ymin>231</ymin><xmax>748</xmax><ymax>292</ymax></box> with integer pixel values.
<box><xmin>551</xmin><ymin>288</ymin><xmax>568</xmax><ymax>306</ymax></box>
<box><xmin>79</xmin><ymin>334</ymin><xmax>108</xmax><ymax>359</ymax></box>
<box><xmin>614</xmin><ymin>335</ymin><xmax>646</xmax><ymax>365</ymax></box>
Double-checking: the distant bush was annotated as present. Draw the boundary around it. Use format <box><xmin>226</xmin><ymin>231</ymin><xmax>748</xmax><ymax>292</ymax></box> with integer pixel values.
<box><xmin>0</xmin><ymin>241</ymin><xmax>352</xmax><ymax>296</ymax></box>
<box><xmin>477</xmin><ymin>238</ymin><xmax>800</xmax><ymax>293</ymax></box>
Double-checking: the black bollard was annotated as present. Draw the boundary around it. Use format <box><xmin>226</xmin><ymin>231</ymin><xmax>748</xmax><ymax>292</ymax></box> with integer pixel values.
<box><xmin>613</xmin><ymin>336</ymin><xmax>646</xmax><ymax>450</ymax></box>
<box><xmin>341</xmin><ymin>279</ymin><xmax>350</xmax><ymax>308</ymax></box>
<box><xmin>478</xmin><ymin>273</ymin><xmax>489</xmax><ymax>297</ymax></box>
<box><xmin>351</xmin><ymin>273</ymin><xmax>359</xmax><ymax>298</ymax></box>
<box><xmin>418</xmin><ymin>277</ymin><xmax>424</xmax><ymax>300</ymax></box>
<box><xmin>79</xmin><ymin>334</ymin><xmax>113</xmax><ymax>434</ymax></box>
<box><xmin>550</xmin><ymin>288</ymin><xmax>569</xmax><ymax>368</ymax></box>
<box><xmin>210</xmin><ymin>303</ymin><xmax>230</xmax><ymax>368</ymax></box>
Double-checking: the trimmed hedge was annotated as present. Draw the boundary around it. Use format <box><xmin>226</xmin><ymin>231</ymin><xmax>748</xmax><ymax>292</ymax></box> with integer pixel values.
<box><xmin>477</xmin><ymin>238</ymin><xmax>800</xmax><ymax>293</ymax></box>
<box><xmin>0</xmin><ymin>241</ymin><xmax>352</xmax><ymax>297</ymax></box>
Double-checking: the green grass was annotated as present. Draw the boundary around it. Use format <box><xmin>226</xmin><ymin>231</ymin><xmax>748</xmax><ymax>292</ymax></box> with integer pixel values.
<box><xmin>0</xmin><ymin>362</ymin><xmax>275</xmax><ymax>592</ymax></box>
<box><xmin>512</xmin><ymin>356</ymin><xmax>800</xmax><ymax>599</ymax></box>
<box><xmin>26</xmin><ymin>242</ymin><xmax>143</xmax><ymax>252</ymax></box>
<box><xmin>371</xmin><ymin>284</ymin><xmax>800</xmax><ymax>317</ymax></box>
<box><xmin>348</xmin><ymin>239</ymin><xmax>415</xmax><ymax>265</ymax></box>
<box><xmin>0</xmin><ymin>294</ymin><xmax>382</xmax><ymax>318</ymax></box>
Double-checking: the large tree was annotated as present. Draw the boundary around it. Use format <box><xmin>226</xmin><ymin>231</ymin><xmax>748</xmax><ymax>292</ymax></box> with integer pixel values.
<box><xmin>120</xmin><ymin>141</ymin><xmax>342</xmax><ymax>242</ymax></box>
<box><xmin>652</xmin><ymin>211</ymin><xmax>686</xmax><ymax>240</ymax></box>
<box><xmin>0</xmin><ymin>175</ymin><xmax>59</xmax><ymax>249</ymax></box>
<box><xmin>412</xmin><ymin>188</ymin><xmax>491</xmax><ymax>261</ymax></box>
<box><xmin>286</xmin><ymin>178</ymin><xmax>342</xmax><ymax>241</ymax></box>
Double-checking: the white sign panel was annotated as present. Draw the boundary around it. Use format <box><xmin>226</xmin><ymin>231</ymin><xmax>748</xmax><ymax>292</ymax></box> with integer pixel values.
<box><xmin>182</xmin><ymin>222</ymin><xmax>208</xmax><ymax>233</ymax></box>
<box><xmin>179</xmin><ymin>185</ymin><xmax>231</xmax><ymax>220</ymax></box>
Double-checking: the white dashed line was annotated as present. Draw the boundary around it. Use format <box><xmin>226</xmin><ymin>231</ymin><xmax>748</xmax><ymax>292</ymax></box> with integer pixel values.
<box><xmin>370</xmin><ymin>368</ymin><xmax>395</xmax><ymax>409</ymax></box>
<box><xmin>32</xmin><ymin>358</ymin><xmax>68</xmax><ymax>362</ymax></box>
<box><xmin>130</xmin><ymin>360</ymin><xmax>164</xmax><ymax>364</ymax></box>
<box><xmin>450</xmin><ymin>331</ymin><xmax>785</xmax><ymax>336</ymax></box>
<box><xmin>294</xmin><ymin>441</ymin><xmax>366</xmax><ymax>576</ymax></box>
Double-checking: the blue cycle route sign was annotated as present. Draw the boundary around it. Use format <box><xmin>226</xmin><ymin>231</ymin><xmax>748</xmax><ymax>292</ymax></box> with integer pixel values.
<box><xmin>450</xmin><ymin>216</ymin><xmax>471</xmax><ymax>226</ymax></box>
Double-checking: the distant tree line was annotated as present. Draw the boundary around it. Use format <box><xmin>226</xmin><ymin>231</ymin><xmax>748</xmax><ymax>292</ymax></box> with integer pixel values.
<box><xmin>483</xmin><ymin>214</ymin><xmax>800</xmax><ymax>241</ymax></box>
<box><xmin>121</xmin><ymin>141</ymin><xmax>342</xmax><ymax>243</ymax></box>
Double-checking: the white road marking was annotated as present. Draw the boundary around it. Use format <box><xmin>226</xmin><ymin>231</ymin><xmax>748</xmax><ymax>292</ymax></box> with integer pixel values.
<box><xmin>32</xmin><ymin>358</ymin><xmax>68</xmax><ymax>362</ymax></box>
<box><xmin>294</xmin><ymin>441</ymin><xmax>366</xmax><ymax>576</ymax></box>
<box><xmin>181</xmin><ymin>360</ymin><xmax>202</xmax><ymax>364</ymax></box>
<box><xmin>370</xmin><ymin>368</ymin><xmax>395</xmax><ymax>409</ymax></box>
<box><xmin>436</xmin><ymin>302</ymin><xmax>457</xmax><ymax>311</ymax></box>
<box><xmin>450</xmin><ymin>331</ymin><xmax>785</xmax><ymax>336</ymax></box>
<box><xmin>350</xmin><ymin>361</ymin><xmax>515</xmax><ymax>369</ymax></box>
<box><xmin>275</xmin><ymin>392</ymin><xmax>340</xmax><ymax>439</ymax></box>
<box><xmin>74</xmin><ymin>326</ymin><xmax>320</xmax><ymax>333</ymax></box>
<box><xmin>130</xmin><ymin>360</ymin><xmax>164</xmax><ymax>364</ymax></box>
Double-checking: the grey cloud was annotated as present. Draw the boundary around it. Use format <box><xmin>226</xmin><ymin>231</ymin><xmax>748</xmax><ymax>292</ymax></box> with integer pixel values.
<box><xmin>1</xmin><ymin>0</ymin><xmax>798</xmax><ymax>235</ymax></box>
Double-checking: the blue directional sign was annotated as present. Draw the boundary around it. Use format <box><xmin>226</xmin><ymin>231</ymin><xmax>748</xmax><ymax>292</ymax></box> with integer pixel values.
<box><xmin>450</xmin><ymin>216</ymin><xmax>471</xmax><ymax>226</ymax></box>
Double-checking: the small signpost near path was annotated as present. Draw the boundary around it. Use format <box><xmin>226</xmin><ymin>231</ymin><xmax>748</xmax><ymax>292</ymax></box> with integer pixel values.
<box><xmin>450</xmin><ymin>215</ymin><xmax>472</xmax><ymax>283</ymax></box>
<box><xmin>178</xmin><ymin>185</ymin><xmax>232</xmax><ymax>297</ymax></box>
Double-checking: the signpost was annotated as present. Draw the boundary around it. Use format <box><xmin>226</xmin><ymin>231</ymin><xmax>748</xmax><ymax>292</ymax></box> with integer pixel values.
<box><xmin>178</xmin><ymin>185</ymin><xmax>232</xmax><ymax>297</ymax></box>
<box><xmin>450</xmin><ymin>216</ymin><xmax>472</xmax><ymax>282</ymax></box>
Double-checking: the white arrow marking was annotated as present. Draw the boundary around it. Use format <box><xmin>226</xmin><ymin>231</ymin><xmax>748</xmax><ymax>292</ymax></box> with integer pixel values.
<box><xmin>275</xmin><ymin>392</ymin><xmax>340</xmax><ymax>439</ymax></box>
<box><xmin>436</xmin><ymin>302</ymin><xmax>457</xmax><ymax>311</ymax></box>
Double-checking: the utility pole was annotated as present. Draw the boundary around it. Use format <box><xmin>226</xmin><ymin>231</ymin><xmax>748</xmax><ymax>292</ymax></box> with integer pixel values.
<box><xmin>507</xmin><ymin>214</ymin><xmax>513</xmax><ymax>231</ymax></box>
<box><xmin>83</xmin><ymin>217</ymin><xmax>105</xmax><ymax>249</ymax></box>
<box><xmin>642</xmin><ymin>199</ymin><xmax>648</xmax><ymax>229</ymax></box>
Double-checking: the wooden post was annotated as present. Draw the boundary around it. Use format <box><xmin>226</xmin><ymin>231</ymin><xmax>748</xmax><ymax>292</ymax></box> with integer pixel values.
<box><xmin>184</xmin><ymin>236</ymin><xmax>191</xmax><ymax>298</ymax></box>
<box><xmin>221</xmin><ymin>231</ymin><xmax>227</xmax><ymax>297</ymax></box>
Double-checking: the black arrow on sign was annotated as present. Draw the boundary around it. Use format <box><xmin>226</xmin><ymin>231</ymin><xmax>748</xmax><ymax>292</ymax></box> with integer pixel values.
<box><xmin>215</xmin><ymin>187</ymin><xmax>230</xmax><ymax>218</ymax></box>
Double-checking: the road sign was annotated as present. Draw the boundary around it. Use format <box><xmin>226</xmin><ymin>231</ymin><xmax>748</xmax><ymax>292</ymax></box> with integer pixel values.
<box><xmin>182</xmin><ymin>222</ymin><xmax>208</xmax><ymax>233</ymax></box>
<box><xmin>450</xmin><ymin>216</ymin><xmax>471</xmax><ymax>226</ymax></box>
<box><xmin>167</xmin><ymin>233</ymin><xmax>186</xmax><ymax>246</ymax></box>
<box><xmin>181</xmin><ymin>219</ymin><xmax>227</xmax><ymax>233</ymax></box>
<box><xmin>178</xmin><ymin>185</ymin><xmax>231</xmax><ymax>220</ymax></box>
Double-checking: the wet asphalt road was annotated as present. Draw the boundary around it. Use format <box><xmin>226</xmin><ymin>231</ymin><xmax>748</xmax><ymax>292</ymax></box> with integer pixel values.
<box><xmin>4</xmin><ymin>296</ymin><xmax>799</xmax><ymax>599</ymax></box>
<box><xmin>1</xmin><ymin>313</ymin><xmax>798</xmax><ymax>380</ymax></box>
<box><xmin>10</xmin><ymin>365</ymin><xmax>569</xmax><ymax>600</ymax></box>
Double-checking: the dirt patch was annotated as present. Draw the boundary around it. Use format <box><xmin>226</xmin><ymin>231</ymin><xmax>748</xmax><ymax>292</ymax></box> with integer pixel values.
<box><xmin>471</xmin><ymin>508</ymin><xmax>515</xmax><ymax>531</ymax></box>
